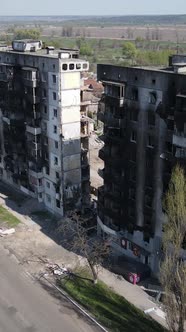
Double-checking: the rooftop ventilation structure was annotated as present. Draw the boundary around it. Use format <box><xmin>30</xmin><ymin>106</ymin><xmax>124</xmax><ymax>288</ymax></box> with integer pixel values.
<box><xmin>12</xmin><ymin>40</ymin><xmax>42</xmax><ymax>52</ymax></box>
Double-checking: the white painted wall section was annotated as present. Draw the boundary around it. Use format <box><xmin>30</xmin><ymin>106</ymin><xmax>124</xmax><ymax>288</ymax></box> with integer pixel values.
<box><xmin>61</xmin><ymin>72</ymin><xmax>80</xmax><ymax>90</ymax></box>
<box><xmin>61</xmin><ymin>106</ymin><xmax>80</xmax><ymax>124</ymax></box>
<box><xmin>62</xmin><ymin>122</ymin><xmax>80</xmax><ymax>139</ymax></box>
<box><xmin>61</xmin><ymin>90</ymin><xmax>80</xmax><ymax>107</ymax></box>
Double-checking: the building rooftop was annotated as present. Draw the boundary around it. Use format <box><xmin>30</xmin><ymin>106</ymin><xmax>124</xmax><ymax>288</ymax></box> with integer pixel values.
<box><xmin>0</xmin><ymin>48</ymin><xmax>90</xmax><ymax>66</ymax></box>
<box><xmin>98</xmin><ymin>63</ymin><xmax>186</xmax><ymax>77</ymax></box>
<box><xmin>0</xmin><ymin>39</ymin><xmax>86</xmax><ymax>62</ymax></box>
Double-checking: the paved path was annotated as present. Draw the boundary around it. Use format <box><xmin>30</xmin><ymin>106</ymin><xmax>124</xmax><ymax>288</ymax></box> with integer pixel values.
<box><xmin>0</xmin><ymin>181</ymin><xmax>166</xmax><ymax>328</ymax></box>
<box><xmin>0</xmin><ymin>247</ymin><xmax>98</xmax><ymax>332</ymax></box>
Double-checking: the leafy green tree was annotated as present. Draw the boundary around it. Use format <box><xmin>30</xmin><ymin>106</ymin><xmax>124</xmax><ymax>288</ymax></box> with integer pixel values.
<box><xmin>122</xmin><ymin>42</ymin><xmax>137</xmax><ymax>60</ymax></box>
<box><xmin>13</xmin><ymin>29</ymin><xmax>41</xmax><ymax>40</ymax></box>
<box><xmin>80</xmin><ymin>44</ymin><xmax>92</xmax><ymax>56</ymax></box>
<box><xmin>160</xmin><ymin>165</ymin><xmax>186</xmax><ymax>332</ymax></box>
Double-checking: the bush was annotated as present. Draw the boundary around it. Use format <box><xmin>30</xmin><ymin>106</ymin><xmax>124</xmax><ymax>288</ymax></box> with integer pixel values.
<box><xmin>14</xmin><ymin>29</ymin><xmax>41</xmax><ymax>40</ymax></box>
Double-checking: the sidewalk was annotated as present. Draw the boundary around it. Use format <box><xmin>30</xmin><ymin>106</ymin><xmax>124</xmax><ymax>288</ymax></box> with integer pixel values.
<box><xmin>0</xmin><ymin>185</ymin><xmax>167</xmax><ymax>329</ymax></box>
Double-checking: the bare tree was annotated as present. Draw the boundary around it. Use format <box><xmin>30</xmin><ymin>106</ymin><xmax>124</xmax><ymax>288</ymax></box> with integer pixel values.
<box><xmin>160</xmin><ymin>165</ymin><xmax>186</xmax><ymax>332</ymax></box>
<box><xmin>145</xmin><ymin>27</ymin><xmax>151</xmax><ymax>41</ymax></box>
<box><xmin>56</xmin><ymin>212</ymin><xmax>110</xmax><ymax>284</ymax></box>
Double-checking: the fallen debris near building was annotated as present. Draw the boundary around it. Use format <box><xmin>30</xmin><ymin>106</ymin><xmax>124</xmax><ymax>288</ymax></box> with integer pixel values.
<box><xmin>0</xmin><ymin>227</ymin><xmax>15</xmax><ymax>236</ymax></box>
<box><xmin>46</xmin><ymin>263</ymin><xmax>69</xmax><ymax>276</ymax></box>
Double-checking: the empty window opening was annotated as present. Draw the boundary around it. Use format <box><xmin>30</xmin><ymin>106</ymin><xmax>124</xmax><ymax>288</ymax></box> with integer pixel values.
<box><xmin>130</xmin><ymin>109</ymin><xmax>138</xmax><ymax>122</ymax></box>
<box><xmin>44</xmin><ymin>137</ymin><xmax>48</xmax><ymax>145</ymax></box>
<box><xmin>131</xmin><ymin>88</ymin><xmax>138</xmax><ymax>101</ymax></box>
<box><xmin>38</xmin><ymin>179</ymin><xmax>42</xmax><ymax>186</ymax></box>
<box><xmin>148</xmin><ymin>111</ymin><xmax>155</xmax><ymax>126</ymax></box>
<box><xmin>83</xmin><ymin>63</ymin><xmax>88</xmax><ymax>69</ymax></box>
<box><xmin>129</xmin><ymin>188</ymin><xmax>135</xmax><ymax>200</ymax></box>
<box><xmin>52</xmin><ymin>74</ymin><xmax>56</xmax><ymax>84</ymax></box>
<box><xmin>54</xmin><ymin>156</ymin><xmax>58</xmax><ymax>165</ymax></box>
<box><xmin>53</xmin><ymin>125</ymin><xmax>57</xmax><ymax>134</ymax></box>
<box><xmin>130</xmin><ymin>148</ymin><xmax>136</xmax><ymax>162</ymax></box>
<box><xmin>69</xmin><ymin>63</ymin><xmax>74</xmax><ymax>70</ymax></box>
<box><xmin>43</xmin><ymin>122</ymin><xmax>47</xmax><ymax>132</ymax></box>
<box><xmin>53</xmin><ymin>108</ymin><xmax>57</xmax><ymax>117</ymax></box>
<box><xmin>56</xmin><ymin>199</ymin><xmax>60</xmax><ymax>208</ymax></box>
<box><xmin>76</xmin><ymin>63</ymin><xmax>81</xmax><ymax>70</ymax></box>
<box><xmin>45</xmin><ymin>166</ymin><xmax>50</xmax><ymax>175</ymax></box>
<box><xmin>43</xmin><ymin>89</ymin><xmax>47</xmax><ymax>98</ymax></box>
<box><xmin>46</xmin><ymin>194</ymin><xmax>51</xmax><ymax>203</ymax></box>
<box><xmin>147</xmin><ymin>135</ymin><xmax>154</xmax><ymax>148</ymax></box>
<box><xmin>62</xmin><ymin>63</ymin><xmax>68</xmax><ymax>70</ymax></box>
<box><xmin>149</xmin><ymin>92</ymin><xmax>157</xmax><ymax>104</ymax></box>
<box><xmin>131</xmin><ymin>130</ymin><xmax>137</xmax><ymax>142</ymax></box>
<box><xmin>53</xmin><ymin>92</ymin><xmax>57</xmax><ymax>100</ymax></box>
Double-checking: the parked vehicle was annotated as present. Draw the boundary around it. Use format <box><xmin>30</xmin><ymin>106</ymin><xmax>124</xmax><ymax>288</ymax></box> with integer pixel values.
<box><xmin>109</xmin><ymin>255</ymin><xmax>151</xmax><ymax>284</ymax></box>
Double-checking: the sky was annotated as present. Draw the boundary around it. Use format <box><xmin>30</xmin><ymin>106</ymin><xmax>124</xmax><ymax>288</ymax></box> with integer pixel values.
<box><xmin>0</xmin><ymin>0</ymin><xmax>186</xmax><ymax>16</ymax></box>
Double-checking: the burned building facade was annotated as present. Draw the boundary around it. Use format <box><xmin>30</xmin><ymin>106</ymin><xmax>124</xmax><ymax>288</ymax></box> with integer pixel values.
<box><xmin>97</xmin><ymin>55</ymin><xmax>186</xmax><ymax>274</ymax></box>
<box><xmin>0</xmin><ymin>40</ymin><xmax>90</xmax><ymax>215</ymax></box>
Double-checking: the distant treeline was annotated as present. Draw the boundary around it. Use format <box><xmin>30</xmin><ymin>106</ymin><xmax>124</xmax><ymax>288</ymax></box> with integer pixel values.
<box><xmin>1</xmin><ymin>15</ymin><xmax>186</xmax><ymax>26</ymax></box>
<box><xmin>69</xmin><ymin>15</ymin><xmax>186</xmax><ymax>26</ymax></box>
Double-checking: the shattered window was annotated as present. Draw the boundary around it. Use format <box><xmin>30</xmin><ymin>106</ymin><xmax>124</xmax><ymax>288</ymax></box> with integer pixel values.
<box><xmin>62</xmin><ymin>64</ymin><xmax>68</xmax><ymax>70</ymax></box>
<box><xmin>149</xmin><ymin>92</ymin><xmax>157</xmax><ymax>104</ymax></box>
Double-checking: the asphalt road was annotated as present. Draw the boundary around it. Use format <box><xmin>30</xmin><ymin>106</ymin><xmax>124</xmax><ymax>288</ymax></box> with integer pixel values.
<box><xmin>0</xmin><ymin>246</ymin><xmax>98</xmax><ymax>332</ymax></box>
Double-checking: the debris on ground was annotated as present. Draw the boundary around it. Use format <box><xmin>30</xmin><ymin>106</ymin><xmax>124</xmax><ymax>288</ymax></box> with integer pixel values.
<box><xmin>46</xmin><ymin>263</ymin><xmax>69</xmax><ymax>276</ymax></box>
<box><xmin>0</xmin><ymin>227</ymin><xmax>15</xmax><ymax>236</ymax></box>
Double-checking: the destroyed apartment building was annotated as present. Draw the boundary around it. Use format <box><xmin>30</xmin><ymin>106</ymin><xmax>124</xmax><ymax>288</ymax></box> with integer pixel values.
<box><xmin>0</xmin><ymin>39</ymin><xmax>91</xmax><ymax>215</ymax></box>
<box><xmin>97</xmin><ymin>55</ymin><xmax>186</xmax><ymax>274</ymax></box>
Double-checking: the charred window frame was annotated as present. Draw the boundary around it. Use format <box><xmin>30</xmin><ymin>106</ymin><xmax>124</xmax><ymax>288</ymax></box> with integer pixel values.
<box><xmin>130</xmin><ymin>130</ymin><xmax>137</xmax><ymax>143</ymax></box>
<box><xmin>149</xmin><ymin>91</ymin><xmax>157</xmax><ymax>105</ymax></box>
<box><xmin>148</xmin><ymin>111</ymin><xmax>155</xmax><ymax>126</ymax></box>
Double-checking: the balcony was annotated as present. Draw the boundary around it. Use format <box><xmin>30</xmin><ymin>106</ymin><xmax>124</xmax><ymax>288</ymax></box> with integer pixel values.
<box><xmin>98</xmin><ymin>186</ymin><xmax>104</xmax><ymax>205</ymax></box>
<box><xmin>104</xmin><ymin>206</ymin><xmax>121</xmax><ymax>220</ymax></box>
<box><xmin>22</xmin><ymin>67</ymin><xmax>38</xmax><ymax>87</ymax></box>
<box><xmin>99</xmin><ymin>147</ymin><xmax>122</xmax><ymax>168</ymax></box>
<box><xmin>56</xmin><ymin>193</ymin><xmax>61</xmax><ymax>200</ymax></box>
<box><xmin>81</xmin><ymin>156</ymin><xmax>89</xmax><ymax>168</ymax></box>
<box><xmin>105</xmin><ymin>127</ymin><xmax>123</xmax><ymax>144</ymax></box>
<box><xmin>36</xmin><ymin>185</ymin><xmax>44</xmax><ymax>193</ymax></box>
<box><xmin>29</xmin><ymin>168</ymin><xmax>43</xmax><ymax>179</ymax></box>
<box><xmin>105</xmin><ymin>95</ymin><xmax>124</xmax><ymax>108</ymax></box>
<box><xmin>173</xmin><ymin>131</ymin><xmax>186</xmax><ymax>148</ymax></box>
<box><xmin>176</xmin><ymin>94</ymin><xmax>186</xmax><ymax>113</ymax></box>
<box><xmin>97</xmin><ymin>101</ymin><xmax>105</xmax><ymax>122</ymax></box>
<box><xmin>80</xmin><ymin>100</ymin><xmax>91</xmax><ymax>107</ymax></box>
<box><xmin>31</xmin><ymin>141</ymin><xmax>41</xmax><ymax>151</ymax></box>
<box><xmin>105</xmin><ymin>190</ymin><xmax>122</xmax><ymax>202</ymax></box>
<box><xmin>25</xmin><ymin>93</ymin><xmax>40</xmax><ymax>104</ymax></box>
<box><xmin>2</xmin><ymin>116</ymin><xmax>10</xmax><ymax>125</ymax></box>
<box><xmin>99</xmin><ymin>148</ymin><xmax>105</xmax><ymax>161</ymax></box>
<box><xmin>0</xmin><ymin>73</ymin><xmax>7</xmax><ymax>82</ymax></box>
<box><xmin>175</xmin><ymin>148</ymin><xmax>186</xmax><ymax>159</ymax></box>
<box><xmin>23</xmin><ymin>78</ymin><xmax>37</xmax><ymax>88</ymax></box>
<box><xmin>26</xmin><ymin>125</ymin><xmax>41</xmax><ymax>135</ymax></box>
<box><xmin>98</xmin><ymin>168</ymin><xmax>104</xmax><ymax>178</ymax></box>
<box><xmin>82</xmin><ymin>166</ymin><xmax>90</xmax><ymax>181</ymax></box>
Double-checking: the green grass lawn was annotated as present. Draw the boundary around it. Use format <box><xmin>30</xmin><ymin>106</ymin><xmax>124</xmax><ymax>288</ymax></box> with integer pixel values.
<box><xmin>60</xmin><ymin>273</ymin><xmax>166</xmax><ymax>332</ymax></box>
<box><xmin>0</xmin><ymin>205</ymin><xmax>20</xmax><ymax>227</ymax></box>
